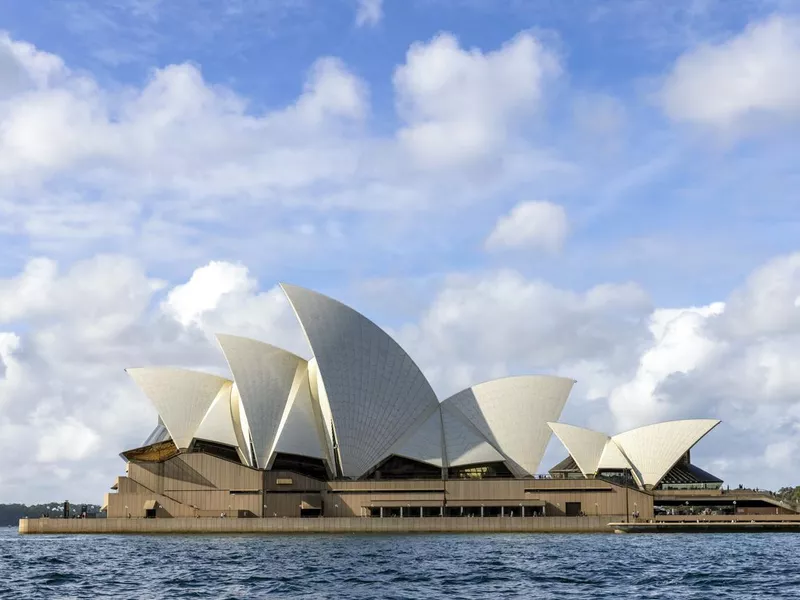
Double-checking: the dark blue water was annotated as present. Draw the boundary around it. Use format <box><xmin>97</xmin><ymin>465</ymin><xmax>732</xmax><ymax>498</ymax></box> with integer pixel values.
<box><xmin>2</xmin><ymin>527</ymin><xmax>800</xmax><ymax>599</ymax></box>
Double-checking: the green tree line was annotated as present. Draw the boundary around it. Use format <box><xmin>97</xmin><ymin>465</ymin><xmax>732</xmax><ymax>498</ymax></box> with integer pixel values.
<box><xmin>776</xmin><ymin>487</ymin><xmax>800</xmax><ymax>507</ymax></box>
<box><xmin>0</xmin><ymin>503</ymin><xmax>105</xmax><ymax>526</ymax></box>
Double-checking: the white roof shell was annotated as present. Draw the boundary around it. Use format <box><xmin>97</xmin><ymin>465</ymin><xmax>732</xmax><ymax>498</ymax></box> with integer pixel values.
<box><xmin>548</xmin><ymin>419</ymin><xmax>721</xmax><ymax>488</ymax></box>
<box><xmin>125</xmin><ymin>367</ymin><xmax>230</xmax><ymax>450</ymax></box>
<box><xmin>598</xmin><ymin>438</ymin><xmax>632</xmax><ymax>470</ymax></box>
<box><xmin>282</xmin><ymin>283</ymin><xmax>440</xmax><ymax>478</ymax></box>
<box><xmin>230</xmin><ymin>383</ymin><xmax>254</xmax><ymax>467</ymax></box>
<box><xmin>391</xmin><ymin>401</ymin><xmax>507</xmax><ymax>469</ymax></box>
<box><xmin>444</xmin><ymin>376</ymin><xmax>574</xmax><ymax>477</ymax></box>
<box><xmin>307</xmin><ymin>357</ymin><xmax>337</xmax><ymax>471</ymax></box>
<box><xmin>613</xmin><ymin>419</ymin><xmax>720</xmax><ymax>488</ymax></box>
<box><xmin>270</xmin><ymin>361</ymin><xmax>329</xmax><ymax>467</ymax></box>
<box><xmin>548</xmin><ymin>422</ymin><xmax>611</xmax><ymax>476</ymax></box>
<box><xmin>442</xmin><ymin>403</ymin><xmax>506</xmax><ymax>467</ymax></box>
<box><xmin>194</xmin><ymin>380</ymin><xmax>237</xmax><ymax>447</ymax></box>
<box><xmin>216</xmin><ymin>334</ymin><xmax>318</xmax><ymax>469</ymax></box>
<box><xmin>392</xmin><ymin>405</ymin><xmax>446</xmax><ymax>468</ymax></box>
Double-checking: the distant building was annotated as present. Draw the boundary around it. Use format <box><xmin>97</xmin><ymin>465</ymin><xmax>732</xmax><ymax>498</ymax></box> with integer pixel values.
<box><xmin>105</xmin><ymin>284</ymin><xmax>794</xmax><ymax>520</ymax></box>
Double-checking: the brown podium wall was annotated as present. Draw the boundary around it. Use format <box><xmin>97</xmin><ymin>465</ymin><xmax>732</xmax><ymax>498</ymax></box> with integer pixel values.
<box><xmin>107</xmin><ymin>453</ymin><xmax>655</xmax><ymax>520</ymax></box>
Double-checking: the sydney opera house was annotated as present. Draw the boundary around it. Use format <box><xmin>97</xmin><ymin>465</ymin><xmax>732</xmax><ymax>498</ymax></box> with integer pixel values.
<box><xmin>105</xmin><ymin>284</ymin><xmax>793</xmax><ymax>522</ymax></box>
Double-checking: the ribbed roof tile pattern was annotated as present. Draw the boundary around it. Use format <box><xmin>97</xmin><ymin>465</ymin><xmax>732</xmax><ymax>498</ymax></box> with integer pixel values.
<box><xmin>612</xmin><ymin>419</ymin><xmax>720</xmax><ymax>488</ymax></box>
<box><xmin>441</xmin><ymin>403</ymin><xmax>505</xmax><ymax>467</ymax></box>
<box><xmin>445</xmin><ymin>376</ymin><xmax>574</xmax><ymax>476</ymax></box>
<box><xmin>282</xmin><ymin>283</ymin><xmax>440</xmax><ymax>478</ymax></box>
<box><xmin>216</xmin><ymin>334</ymin><xmax>306</xmax><ymax>469</ymax></box>
<box><xmin>392</xmin><ymin>406</ymin><xmax>446</xmax><ymax>468</ymax></box>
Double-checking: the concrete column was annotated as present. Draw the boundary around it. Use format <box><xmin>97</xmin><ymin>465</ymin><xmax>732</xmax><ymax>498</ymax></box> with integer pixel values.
<box><xmin>521</xmin><ymin>506</ymin><xmax>525</xmax><ymax>518</ymax></box>
<box><xmin>501</xmin><ymin>507</ymin><xmax>505</xmax><ymax>517</ymax></box>
<box><xmin>379</xmin><ymin>507</ymin><xmax>383</xmax><ymax>518</ymax></box>
<box><xmin>400</xmin><ymin>507</ymin><xmax>403</xmax><ymax>518</ymax></box>
<box><xmin>420</xmin><ymin>507</ymin><xmax>423</xmax><ymax>518</ymax></box>
<box><xmin>480</xmin><ymin>506</ymin><xmax>484</xmax><ymax>517</ymax></box>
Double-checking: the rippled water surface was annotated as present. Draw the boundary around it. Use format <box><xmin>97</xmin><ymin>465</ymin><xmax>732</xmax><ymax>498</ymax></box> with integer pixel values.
<box><xmin>3</xmin><ymin>527</ymin><xmax>800</xmax><ymax>599</ymax></box>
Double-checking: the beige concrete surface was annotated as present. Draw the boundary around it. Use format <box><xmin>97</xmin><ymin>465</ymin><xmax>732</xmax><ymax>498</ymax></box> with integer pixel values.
<box><xmin>19</xmin><ymin>516</ymin><xmax>624</xmax><ymax>535</ymax></box>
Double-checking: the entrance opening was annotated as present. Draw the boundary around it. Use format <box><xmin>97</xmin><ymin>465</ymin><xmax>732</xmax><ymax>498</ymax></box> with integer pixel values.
<box><xmin>300</xmin><ymin>508</ymin><xmax>321</xmax><ymax>518</ymax></box>
<box><xmin>565</xmin><ymin>502</ymin><xmax>582</xmax><ymax>517</ymax></box>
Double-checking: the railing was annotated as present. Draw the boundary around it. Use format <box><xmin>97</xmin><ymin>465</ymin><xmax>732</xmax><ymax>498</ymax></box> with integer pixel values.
<box><xmin>655</xmin><ymin>514</ymin><xmax>800</xmax><ymax>523</ymax></box>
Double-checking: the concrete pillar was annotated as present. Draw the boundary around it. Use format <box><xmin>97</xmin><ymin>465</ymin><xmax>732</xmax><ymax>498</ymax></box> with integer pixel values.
<box><xmin>501</xmin><ymin>507</ymin><xmax>504</xmax><ymax>517</ymax></box>
<box><xmin>400</xmin><ymin>506</ymin><xmax>403</xmax><ymax>518</ymax></box>
<box><xmin>379</xmin><ymin>507</ymin><xmax>383</xmax><ymax>518</ymax></box>
<box><xmin>420</xmin><ymin>506</ymin><xmax>423</xmax><ymax>518</ymax></box>
<box><xmin>480</xmin><ymin>506</ymin><xmax>484</xmax><ymax>517</ymax></box>
<box><xmin>521</xmin><ymin>506</ymin><xmax>525</xmax><ymax>518</ymax></box>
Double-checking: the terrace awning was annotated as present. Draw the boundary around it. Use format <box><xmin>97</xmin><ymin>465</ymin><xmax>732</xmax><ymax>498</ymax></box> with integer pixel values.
<box><xmin>366</xmin><ymin>500</ymin><xmax>443</xmax><ymax>507</ymax></box>
<box><xmin>449</xmin><ymin>500</ymin><xmax>545</xmax><ymax>507</ymax></box>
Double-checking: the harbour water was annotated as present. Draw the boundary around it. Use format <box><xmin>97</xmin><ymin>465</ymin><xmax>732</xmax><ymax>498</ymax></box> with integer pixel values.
<box><xmin>2</xmin><ymin>527</ymin><xmax>800</xmax><ymax>599</ymax></box>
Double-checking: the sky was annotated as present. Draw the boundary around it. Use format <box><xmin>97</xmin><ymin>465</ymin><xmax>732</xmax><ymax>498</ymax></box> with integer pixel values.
<box><xmin>1</xmin><ymin>0</ymin><xmax>800</xmax><ymax>502</ymax></box>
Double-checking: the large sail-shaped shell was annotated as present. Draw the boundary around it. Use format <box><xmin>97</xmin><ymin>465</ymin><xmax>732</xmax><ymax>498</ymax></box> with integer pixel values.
<box><xmin>282</xmin><ymin>283</ymin><xmax>440</xmax><ymax>478</ymax></box>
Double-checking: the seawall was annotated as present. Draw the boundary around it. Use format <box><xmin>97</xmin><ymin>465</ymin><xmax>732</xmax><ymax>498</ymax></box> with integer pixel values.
<box><xmin>612</xmin><ymin>521</ymin><xmax>800</xmax><ymax>533</ymax></box>
<box><xmin>19</xmin><ymin>516</ymin><xmax>621</xmax><ymax>535</ymax></box>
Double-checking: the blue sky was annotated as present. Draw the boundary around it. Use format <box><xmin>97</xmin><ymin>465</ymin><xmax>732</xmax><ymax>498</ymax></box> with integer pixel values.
<box><xmin>1</xmin><ymin>0</ymin><xmax>800</xmax><ymax>500</ymax></box>
<box><xmin>1</xmin><ymin>0</ymin><xmax>798</xmax><ymax>307</ymax></box>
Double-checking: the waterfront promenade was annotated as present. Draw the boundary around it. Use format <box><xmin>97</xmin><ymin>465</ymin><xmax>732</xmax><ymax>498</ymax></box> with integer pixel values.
<box><xmin>20</xmin><ymin>515</ymin><xmax>622</xmax><ymax>535</ymax></box>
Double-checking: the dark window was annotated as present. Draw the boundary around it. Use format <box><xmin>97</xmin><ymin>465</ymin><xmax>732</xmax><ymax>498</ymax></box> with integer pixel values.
<box><xmin>270</xmin><ymin>453</ymin><xmax>329</xmax><ymax>480</ymax></box>
<box><xmin>597</xmin><ymin>469</ymin><xmax>636</xmax><ymax>487</ymax></box>
<box><xmin>447</xmin><ymin>461</ymin><xmax>514</xmax><ymax>479</ymax></box>
<box><xmin>565</xmin><ymin>502</ymin><xmax>581</xmax><ymax>517</ymax></box>
<box><xmin>190</xmin><ymin>440</ymin><xmax>242</xmax><ymax>464</ymax></box>
<box><xmin>363</xmin><ymin>455</ymin><xmax>442</xmax><ymax>480</ymax></box>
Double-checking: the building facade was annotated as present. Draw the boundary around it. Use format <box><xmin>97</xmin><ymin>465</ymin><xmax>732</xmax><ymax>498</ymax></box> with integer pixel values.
<box><xmin>106</xmin><ymin>283</ymin><xmax>789</xmax><ymax>522</ymax></box>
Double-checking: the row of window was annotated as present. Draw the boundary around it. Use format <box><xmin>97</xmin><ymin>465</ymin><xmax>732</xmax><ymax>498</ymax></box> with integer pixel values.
<box><xmin>366</xmin><ymin>506</ymin><xmax>546</xmax><ymax>518</ymax></box>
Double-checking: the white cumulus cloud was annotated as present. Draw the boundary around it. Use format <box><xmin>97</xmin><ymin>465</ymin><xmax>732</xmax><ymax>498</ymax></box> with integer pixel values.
<box><xmin>660</xmin><ymin>15</ymin><xmax>800</xmax><ymax>129</ymax></box>
<box><xmin>394</xmin><ymin>31</ymin><xmax>560</xmax><ymax>168</ymax></box>
<box><xmin>355</xmin><ymin>0</ymin><xmax>383</xmax><ymax>28</ymax></box>
<box><xmin>485</xmin><ymin>200</ymin><xmax>569</xmax><ymax>253</ymax></box>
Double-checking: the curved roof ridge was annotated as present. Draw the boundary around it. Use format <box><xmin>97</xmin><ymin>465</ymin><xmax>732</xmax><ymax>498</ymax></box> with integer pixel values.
<box><xmin>441</xmin><ymin>374</ymin><xmax>577</xmax><ymax>402</ymax></box>
<box><xmin>612</xmin><ymin>417</ymin><xmax>721</xmax><ymax>438</ymax></box>
<box><xmin>280</xmin><ymin>282</ymin><xmax>440</xmax><ymax>478</ymax></box>
<box><xmin>215</xmin><ymin>332</ymin><xmax>307</xmax><ymax>362</ymax></box>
